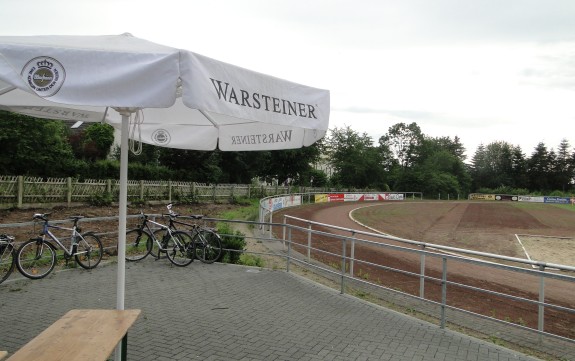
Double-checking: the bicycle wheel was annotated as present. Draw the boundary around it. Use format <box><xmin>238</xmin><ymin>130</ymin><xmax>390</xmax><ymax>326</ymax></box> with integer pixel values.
<box><xmin>16</xmin><ymin>239</ymin><xmax>56</xmax><ymax>279</ymax></box>
<box><xmin>0</xmin><ymin>243</ymin><xmax>15</xmax><ymax>284</ymax></box>
<box><xmin>125</xmin><ymin>229</ymin><xmax>153</xmax><ymax>262</ymax></box>
<box><xmin>151</xmin><ymin>228</ymin><xmax>169</xmax><ymax>259</ymax></box>
<box><xmin>165</xmin><ymin>231</ymin><xmax>194</xmax><ymax>267</ymax></box>
<box><xmin>194</xmin><ymin>228</ymin><xmax>222</xmax><ymax>264</ymax></box>
<box><xmin>75</xmin><ymin>233</ymin><xmax>103</xmax><ymax>269</ymax></box>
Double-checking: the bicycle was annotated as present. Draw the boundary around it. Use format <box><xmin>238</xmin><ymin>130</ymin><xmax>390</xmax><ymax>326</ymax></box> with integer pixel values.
<box><xmin>0</xmin><ymin>234</ymin><xmax>16</xmax><ymax>284</ymax></box>
<box><xmin>125</xmin><ymin>211</ymin><xmax>195</xmax><ymax>267</ymax></box>
<box><xmin>152</xmin><ymin>204</ymin><xmax>222</xmax><ymax>264</ymax></box>
<box><xmin>16</xmin><ymin>214</ymin><xmax>103</xmax><ymax>280</ymax></box>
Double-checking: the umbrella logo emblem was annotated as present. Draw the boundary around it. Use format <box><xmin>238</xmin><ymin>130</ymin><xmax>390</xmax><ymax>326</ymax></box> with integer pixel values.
<box><xmin>152</xmin><ymin>129</ymin><xmax>171</xmax><ymax>145</ymax></box>
<box><xmin>21</xmin><ymin>57</ymin><xmax>66</xmax><ymax>97</ymax></box>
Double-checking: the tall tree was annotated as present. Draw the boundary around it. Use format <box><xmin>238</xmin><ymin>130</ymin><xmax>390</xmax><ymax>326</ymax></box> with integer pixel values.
<box><xmin>470</xmin><ymin>141</ymin><xmax>520</xmax><ymax>190</ymax></box>
<box><xmin>527</xmin><ymin>142</ymin><xmax>553</xmax><ymax>192</ymax></box>
<box><xmin>326</xmin><ymin>126</ymin><xmax>388</xmax><ymax>190</ymax></box>
<box><xmin>552</xmin><ymin>139</ymin><xmax>573</xmax><ymax>192</ymax></box>
<box><xmin>378</xmin><ymin>122</ymin><xmax>424</xmax><ymax>168</ymax></box>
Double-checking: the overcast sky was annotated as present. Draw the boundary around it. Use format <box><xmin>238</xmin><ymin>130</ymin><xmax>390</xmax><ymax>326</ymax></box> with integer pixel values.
<box><xmin>2</xmin><ymin>0</ymin><xmax>574</xmax><ymax>160</ymax></box>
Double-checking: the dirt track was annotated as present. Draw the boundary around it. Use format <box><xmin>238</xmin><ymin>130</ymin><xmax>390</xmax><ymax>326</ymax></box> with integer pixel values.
<box><xmin>277</xmin><ymin>201</ymin><xmax>575</xmax><ymax>339</ymax></box>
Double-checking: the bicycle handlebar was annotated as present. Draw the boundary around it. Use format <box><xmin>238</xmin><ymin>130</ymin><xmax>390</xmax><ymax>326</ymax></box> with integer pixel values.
<box><xmin>0</xmin><ymin>234</ymin><xmax>14</xmax><ymax>241</ymax></box>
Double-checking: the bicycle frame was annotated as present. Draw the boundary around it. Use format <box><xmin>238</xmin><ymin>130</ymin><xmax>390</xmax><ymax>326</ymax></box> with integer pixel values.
<box><xmin>138</xmin><ymin>214</ymin><xmax>184</xmax><ymax>252</ymax></box>
<box><xmin>35</xmin><ymin>216</ymin><xmax>88</xmax><ymax>257</ymax></box>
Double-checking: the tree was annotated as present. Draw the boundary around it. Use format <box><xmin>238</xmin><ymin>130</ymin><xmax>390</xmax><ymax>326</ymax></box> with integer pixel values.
<box><xmin>527</xmin><ymin>142</ymin><xmax>553</xmax><ymax>192</ymax></box>
<box><xmin>71</xmin><ymin>123</ymin><xmax>115</xmax><ymax>161</ymax></box>
<box><xmin>326</xmin><ymin>126</ymin><xmax>388</xmax><ymax>189</ymax></box>
<box><xmin>378</xmin><ymin>122</ymin><xmax>424</xmax><ymax>168</ymax></box>
<box><xmin>470</xmin><ymin>141</ymin><xmax>523</xmax><ymax>191</ymax></box>
<box><xmin>551</xmin><ymin>139</ymin><xmax>573</xmax><ymax>192</ymax></box>
<box><xmin>0</xmin><ymin>111</ymin><xmax>79</xmax><ymax>177</ymax></box>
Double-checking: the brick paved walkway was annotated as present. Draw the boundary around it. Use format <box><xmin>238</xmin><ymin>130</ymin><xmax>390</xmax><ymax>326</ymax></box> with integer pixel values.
<box><xmin>0</xmin><ymin>259</ymin><xmax>542</xmax><ymax>360</ymax></box>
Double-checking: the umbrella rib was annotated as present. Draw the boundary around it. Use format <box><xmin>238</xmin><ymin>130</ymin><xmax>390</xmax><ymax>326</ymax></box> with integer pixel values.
<box><xmin>198</xmin><ymin>110</ymin><xmax>219</xmax><ymax>128</ymax></box>
<box><xmin>0</xmin><ymin>85</ymin><xmax>16</xmax><ymax>96</ymax></box>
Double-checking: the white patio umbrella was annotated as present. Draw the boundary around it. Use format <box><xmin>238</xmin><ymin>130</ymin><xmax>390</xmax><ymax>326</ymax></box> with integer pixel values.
<box><xmin>0</xmin><ymin>34</ymin><xmax>329</xmax><ymax>311</ymax></box>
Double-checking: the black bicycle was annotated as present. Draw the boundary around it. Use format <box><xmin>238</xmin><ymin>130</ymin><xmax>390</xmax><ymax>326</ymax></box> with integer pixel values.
<box><xmin>151</xmin><ymin>204</ymin><xmax>222</xmax><ymax>264</ymax></box>
<box><xmin>16</xmin><ymin>214</ymin><xmax>103</xmax><ymax>279</ymax></box>
<box><xmin>0</xmin><ymin>234</ymin><xmax>16</xmax><ymax>284</ymax></box>
<box><xmin>125</xmin><ymin>211</ymin><xmax>195</xmax><ymax>267</ymax></box>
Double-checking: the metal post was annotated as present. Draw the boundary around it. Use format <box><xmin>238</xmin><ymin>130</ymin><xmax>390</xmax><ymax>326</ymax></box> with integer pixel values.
<box><xmin>419</xmin><ymin>245</ymin><xmax>426</xmax><ymax>298</ymax></box>
<box><xmin>286</xmin><ymin>227</ymin><xmax>292</xmax><ymax>273</ymax></box>
<box><xmin>114</xmin><ymin>113</ymin><xmax>129</xmax><ymax>361</ymax></box>
<box><xmin>307</xmin><ymin>222</ymin><xmax>312</xmax><ymax>262</ymax></box>
<box><xmin>441</xmin><ymin>257</ymin><xmax>447</xmax><ymax>328</ymax></box>
<box><xmin>349</xmin><ymin>231</ymin><xmax>356</xmax><ymax>277</ymax></box>
<box><xmin>341</xmin><ymin>238</ymin><xmax>347</xmax><ymax>294</ymax></box>
<box><xmin>282</xmin><ymin>216</ymin><xmax>287</xmax><ymax>248</ymax></box>
<box><xmin>538</xmin><ymin>265</ymin><xmax>545</xmax><ymax>337</ymax></box>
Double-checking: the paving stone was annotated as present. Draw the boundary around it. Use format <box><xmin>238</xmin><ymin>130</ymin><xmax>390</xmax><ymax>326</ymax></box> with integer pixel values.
<box><xmin>0</xmin><ymin>261</ymin><xmax>545</xmax><ymax>360</ymax></box>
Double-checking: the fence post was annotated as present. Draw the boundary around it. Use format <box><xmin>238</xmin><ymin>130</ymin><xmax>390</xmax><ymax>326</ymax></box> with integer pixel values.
<box><xmin>67</xmin><ymin>177</ymin><xmax>72</xmax><ymax>206</ymax></box>
<box><xmin>441</xmin><ymin>257</ymin><xmax>447</xmax><ymax>328</ymax></box>
<box><xmin>106</xmin><ymin>179</ymin><xmax>112</xmax><ymax>194</ymax></box>
<box><xmin>17</xmin><ymin>175</ymin><xmax>23</xmax><ymax>208</ymax></box>
<box><xmin>419</xmin><ymin>245</ymin><xmax>426</xmax><ymax>298</ymax></box>
<box><xmin>307</xmin><ymin>222</ymin><xmax>312</xmax><ymax>262</ymax></box>
<box><xmin>341</xmin><ymin>238</ymin><xmax>347</xmax><ymax>294</ymax></box>
<box><xmin>139</xmin><ymin>180</ymin><xmax>144</xmax><ymax>200</ymax></box>
<box><xmin>212</xmin><ymin>184</ymin><xmax>216</xmax><ymax>202</ymax></box>
<box><xmin>538</xmin><ymin>265</ymin><xmax>546</xmax><ymax>338</ymax></box>
<box><xmin>349</xmin><ymin>231</ymin><xmax>356</xmax><ymax>277</ymax></box>
<box><xmin>168</xmin><ymin>180</ymin><xmax>172</xmax><ymax>203</ymax></box>
<box><xmin>286</xmin><ymin>226</ymin><xmax>292</xmax><ymax>273</ymax></box>
<box><xmin>248</xmin><ymin>184</ymin><xmax>251</xmax><ymax>199</ymax></box>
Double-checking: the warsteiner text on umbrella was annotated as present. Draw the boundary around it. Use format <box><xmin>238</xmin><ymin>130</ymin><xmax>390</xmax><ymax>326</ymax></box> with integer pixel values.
<box><xmin>210</xmin><ymin>78</ymin><xmax>318</xmax><ymax>119</ymax></box>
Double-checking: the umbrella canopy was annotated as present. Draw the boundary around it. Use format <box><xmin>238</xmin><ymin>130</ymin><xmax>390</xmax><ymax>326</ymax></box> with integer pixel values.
<box><xmin>0</xmin><ymin>33</ymin><xmax>330</xmax><ymax>311</ymax></box>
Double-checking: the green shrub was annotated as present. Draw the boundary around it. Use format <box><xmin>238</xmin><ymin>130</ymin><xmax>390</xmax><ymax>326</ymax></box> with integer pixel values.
<box><xmin>239</xmin><ymin>254</ymin><xmax>264</xmax><ymax>267</ymax></box>
<box><xmin>88</xmin><ymin>192</ymin><xmax>113</xmax><ymax>206</ymax></box>
<box><xmin>217</xmin><ymin>222</ymin><xmax>246</xmax><ymax>264</ymax></box>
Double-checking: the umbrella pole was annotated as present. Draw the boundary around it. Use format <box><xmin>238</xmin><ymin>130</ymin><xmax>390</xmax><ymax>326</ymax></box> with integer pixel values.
<box><xmin>114</xmin><ymin>113</ymin><xmax>130</xmax><ymax>361</ymax></box>
<box><xmin>116</xmin><ymin>113</ymin><xmax>129</xmax><ymax>311</ymax></box>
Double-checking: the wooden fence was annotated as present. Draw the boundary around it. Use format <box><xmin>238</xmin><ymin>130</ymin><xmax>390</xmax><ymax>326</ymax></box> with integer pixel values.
<box><xmin>0</xmin><ymin>175</ymin><xmax>310</xmax><ymax>208</ymax></box>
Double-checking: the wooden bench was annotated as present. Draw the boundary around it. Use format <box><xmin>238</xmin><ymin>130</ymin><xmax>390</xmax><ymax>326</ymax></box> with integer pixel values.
<box><xmin>6</xmin><ymin>309</ymin><xmax>141</xmax><ymax>361</ymax></box>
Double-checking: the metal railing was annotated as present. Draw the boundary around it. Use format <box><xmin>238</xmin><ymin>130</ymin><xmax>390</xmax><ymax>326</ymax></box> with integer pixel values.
<box><xmin>274</xmin><ymin>214</ymin><xmax>575</xmax><ymax>359</ymax></box>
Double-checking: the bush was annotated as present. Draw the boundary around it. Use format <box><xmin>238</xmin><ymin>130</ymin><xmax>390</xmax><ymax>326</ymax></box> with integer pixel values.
<box><xmin>217</xmin><ymin>223</ymin><xmax>246</xmax><ymax>264</ymax></box>
<box><xmin>87</xmin><ymin>192</ymin><xmax>113</xmax><ymax>206</ymax></box>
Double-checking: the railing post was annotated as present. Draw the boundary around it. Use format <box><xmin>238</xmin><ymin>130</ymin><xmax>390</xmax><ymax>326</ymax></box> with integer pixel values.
<box><xmin>538</xmin><ymin>265</ymin><xmax>546</xmax><ymax>338</ymax></box>
<box><xmin>341</xmin><ymin>238</ymin><xmax>347</xmax><ymax>294</ymax></box>
<box><xmin>307</xmin><ymin>222</ymin><xmax>312</xmax><ymax>262</ymax></box>
<box><xmin>441</xmin><ymin>257</ymin><xmax>447</xmax><ymax>329</ymax></box>
<box><xmin>282</xmin><ymin>215</ymin><xmax>287</xmax><ymax>249</ymax></box>
<box><xmin>286</xmin><ymin>227</ymin><xmax>292</xmax><ymax>273</ymax></box>
<box><xmin>419</xmin><ymin>245</ymin><xmax>426</xmax><ymax>298</ymax></box>
<box><xmin>349</xmin><ymin>231</ymin><xmax>356</xmax><ymax>277</ymax></box>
